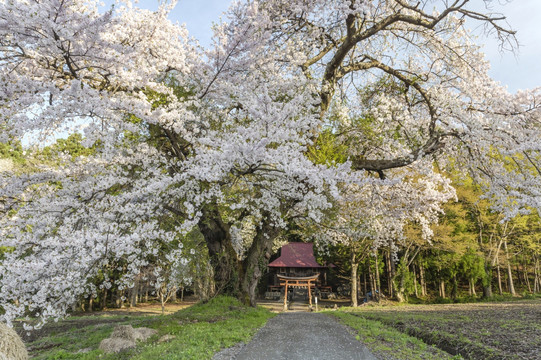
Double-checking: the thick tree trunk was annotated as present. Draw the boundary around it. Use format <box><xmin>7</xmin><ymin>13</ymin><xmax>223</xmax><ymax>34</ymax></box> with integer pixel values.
<box><xmin>238</xmin><ymin>215</ymin><xmax>280</xmax><ymax>307</ymax></box>
<box><xmin>199</xmin><ymin>204</ymin><xmax>282</xmax><ymax>307</ymax></box>
<box><xmin>195</xmin><ymin>262</ymin><xmax>214</xmax><ymax>301</ymax></box>
<box><xmin>198</xmin><ymin>206</ymin><xmax>239</xmax><ymax>296</ymax></box>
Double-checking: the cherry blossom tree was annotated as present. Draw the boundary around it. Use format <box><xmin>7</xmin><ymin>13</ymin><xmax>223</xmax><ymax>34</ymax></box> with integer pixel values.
<box><xmin>1</xmin><ymin>0</ymin><xmax>541</xmax><ymax>327</ymax></box>
<box><xmin>0</xmin><ymin>0</ymin><xmax>198</xmax><ymax>327</ymax></box>
<box><xmin>315</xmin><ymin>168</ymin><xmax>455</xmax><ymax>305</ymax></box>
<box><xmin>0</xmin><ymin>0</ymin><xmax>342</xmax><ymax>326</ymax></box>
<box><xmin>217</xmin><ymin>0</ymin><xmax>541</xmax><ymax>300</ymax></box>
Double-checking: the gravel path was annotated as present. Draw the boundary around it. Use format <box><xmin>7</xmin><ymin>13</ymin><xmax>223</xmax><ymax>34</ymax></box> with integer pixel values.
<box><xmin>214</xmin><ymin>312</ymin><xmax>377</xmax><ymax>360</ymax></box>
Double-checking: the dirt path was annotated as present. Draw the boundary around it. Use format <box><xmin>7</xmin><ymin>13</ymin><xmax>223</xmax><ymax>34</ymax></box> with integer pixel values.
<box><xmin>214</xmin><ymin>312</ymin><xmax>377</xmax><ymax>360</ymax></box>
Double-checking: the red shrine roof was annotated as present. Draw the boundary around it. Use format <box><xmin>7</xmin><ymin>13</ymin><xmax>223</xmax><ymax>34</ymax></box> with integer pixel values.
<box><xmin>268</xmin><ymin>243</ymin><xmax>325</xmax><ymax>268</ymax></box>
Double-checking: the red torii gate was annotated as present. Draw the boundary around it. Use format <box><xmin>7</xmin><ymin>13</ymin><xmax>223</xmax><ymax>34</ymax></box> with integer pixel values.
<box><xmin>277</xmin><ymin>274</ymin><xmax>319</xmax><ymax>311</ymax></box>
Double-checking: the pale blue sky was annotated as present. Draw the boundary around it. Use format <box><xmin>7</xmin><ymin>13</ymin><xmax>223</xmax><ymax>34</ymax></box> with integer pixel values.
<box><xmin>172</xmin><ymin>0</ymin><xmax>227</xmax><ymax>44</ymax></box>
<box><xmin>104</xmin><ymin>1</ymin><xmax>540</xmax><ymax>92</ymax></box>
<box><xmin>468</xmin><ymin>0</ymin><xmax>541</xmax><ymax>93</ymax></box>
<box><xmin>168</xmin><ymin>0</ymin><xmax>541</xmax><ymax>93</ymax></box>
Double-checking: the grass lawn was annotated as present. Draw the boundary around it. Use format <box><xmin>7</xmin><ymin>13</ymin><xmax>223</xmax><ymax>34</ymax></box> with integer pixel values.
<box><xmin>24</xmin><ymin>296</ymin><xmax>275</xmax><ymax>360</ymax></box>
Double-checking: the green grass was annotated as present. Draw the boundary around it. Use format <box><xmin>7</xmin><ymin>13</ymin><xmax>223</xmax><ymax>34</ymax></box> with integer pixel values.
<box><xmin>28</xmin><ymin>296</ymin><xmax>274</xmax><ymax>360</ymax></box>
<box><xmin>331</xmin><ymin>311</ymin><xmax>462</xmax><ymax>360</ymax></box>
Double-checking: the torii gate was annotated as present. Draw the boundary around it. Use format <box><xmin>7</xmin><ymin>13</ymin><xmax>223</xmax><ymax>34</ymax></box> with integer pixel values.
<box><xmin>277</xmin><ymin>274</ymin><xmax>319</xmax><ymax>311</ymax></box>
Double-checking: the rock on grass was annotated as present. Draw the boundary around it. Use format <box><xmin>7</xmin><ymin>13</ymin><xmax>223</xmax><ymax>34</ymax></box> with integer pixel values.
<box><xmin>0</xmin><ymin>322</ymin><xmax>28</xmax><ymax>360</ymax></box>
<box><xmin>136</xmin><ymin>327</ymin><xmax>158</xmax><ymax>341</ymax></box>
<box><xmin>99</xmin><ymin>338</ymin><xmax>136</xmax><ymax>354</ymax></box>
<box><xmin>158</xmin><ymin>334</ymin><xmax>176</xmax><ymax>343</ymax></box>
<box><xmin>99</xmin><ymin>325</ymin><xmax>158</xmax><ymax>353</ymax></box>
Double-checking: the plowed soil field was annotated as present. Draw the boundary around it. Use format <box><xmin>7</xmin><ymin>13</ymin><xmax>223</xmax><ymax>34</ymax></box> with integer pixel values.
<box><xmin>345</xmin><ymin>300</ymin><xmax>541</xmax><ymax>359</ymax></box>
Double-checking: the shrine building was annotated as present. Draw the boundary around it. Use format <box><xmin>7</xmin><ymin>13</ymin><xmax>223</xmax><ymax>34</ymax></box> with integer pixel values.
<box><xmin>266</xmin><ymin>242</ymin><xmax>334</xmax><ymax>310</ymax></box>
<box><xmin>267</xmin><ymin>242</ymin><xmax>333</xmax><ymax>287</ymax></box>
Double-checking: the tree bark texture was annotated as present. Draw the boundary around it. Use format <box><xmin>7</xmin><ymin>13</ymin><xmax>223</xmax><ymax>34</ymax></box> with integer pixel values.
<box><xmin>413</xmin><ymin>265</ymin><xmax>419</xmax><ymax>298</ymax></box>
<box><xmin>351</xmin><ymin>257</ymin><xmax>359</xmax><ymax>307</ymax></box>
<box><xmin>199</xmin><ymin>205</ymin><xmax>281</xmax><ymax>306</ymax></box>
<box><xmin>198</xmin><ymin>206</ymin><xmax>239</xmax><ymax>295</ymax></box>
<box><xmin>374</xmin><ymin>253</ymin><xmax>381</xmax><ymax>301</ymax></box>
<box><xmin>504</xmin><ymin>241</ymin><xmax>516</xmax><ymax>296</ymax></box>
<box><xmin>497</xmin><ymin>259</ymin><xmax>503</xmax><ymax>295</ymax></box>
<box><xmin>483</xmin><ymin>263</ymin><xmax>493</xmax><ymax>298</ymax></box>
<box><xmin>419</xmin><ymin>263</ymin><xmax>427</xmax><ymax>296</ymax></box>
<box><xmin>439</xmin><ymin>279</ymin><xmax>446</xmax><ymax>298</ymax></box>
<box><xmin>238</xmin><ymin>215</ymin><xmax>281</xmax><ymax>307</ymax></box>
<box><xmin>533</xmin><ymin>256</ymin><xmax>541</xmax><ymax>294</ymax></box>
<box><xmin>386</xmin><ymin>250</ymin><xmax>393</xmax><ymax>298</ymax></box>
<box><xmin>468</xmin><ymin>277</ymin><xmax>477</xmax><ymax>296</ymax></box>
